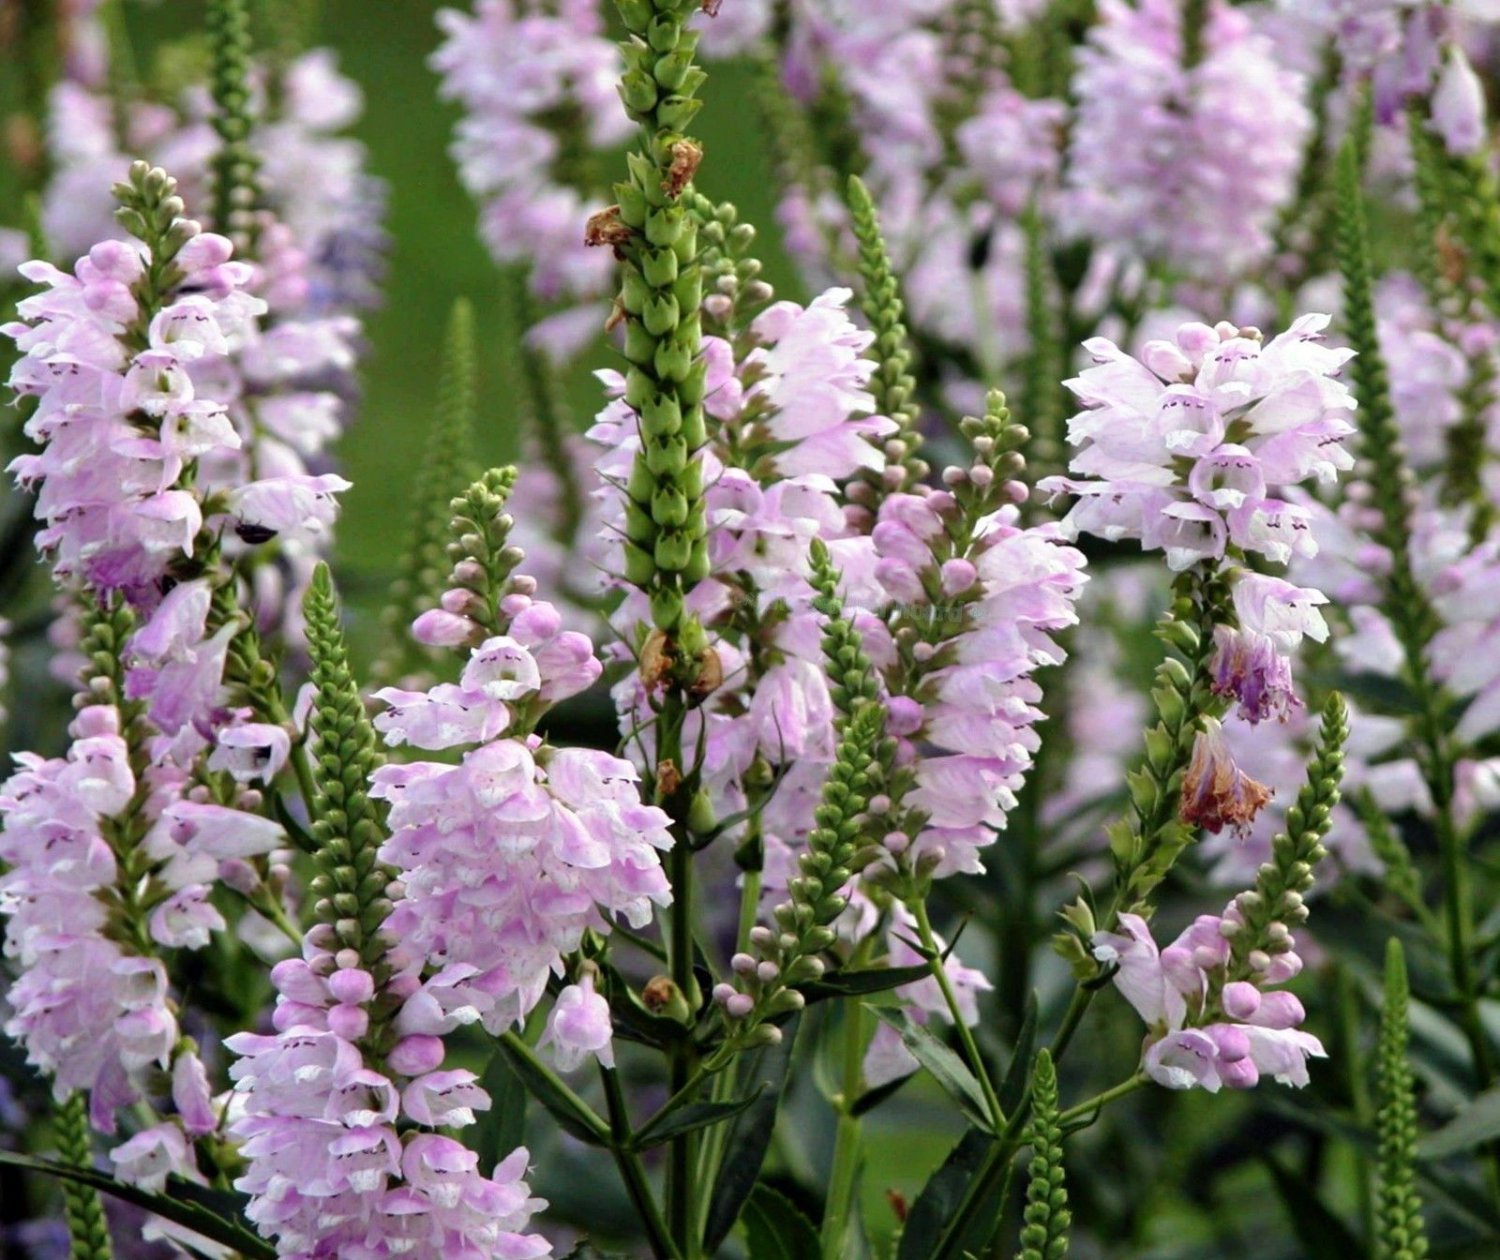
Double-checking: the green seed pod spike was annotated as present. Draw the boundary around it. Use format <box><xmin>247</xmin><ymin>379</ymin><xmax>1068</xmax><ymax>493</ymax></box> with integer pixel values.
<box><xmin>1016</xmin><ymin>1049</ymin><xmax>1071</xmax><ymax>1260</ymax></box>
<box><xmin>56</xmin><ymin>1093</ymin><xmax>114</xmax><ymax>1260</ymax></box>
<box><xmin>1374</xmin><ymin>939</ymin><xmax>1430</xmax><ymax>1260</ymax></box>
<box><xmin>303</xmin><ymin>563</ymin><xmax>393</xmax><ymax>970</ymax></box>
<box><xmin>373</xmin><ymin>299</ymin><xmax>480</xmax><ymax>683</ymax></box>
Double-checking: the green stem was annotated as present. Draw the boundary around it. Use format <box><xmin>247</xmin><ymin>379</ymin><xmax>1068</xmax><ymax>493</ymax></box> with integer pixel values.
<box><xmin>1055</xmin><ymin>1074</ymin><xmax>1146</xmax><ymax>1128</ymax></box>
<box><xmin>821</xmin><ymin>945</ymin><xmax>873</xmax><ymax>1259</ymax></box>
<box><xmin>1047</xmin><ymin>985</ymin><xmax>1095</xmax><ymax>1066</ymax></box>
<box><xmin>660</xmin><ymin>694</ymin><xmax>700</xmax><ymax>1259</ymax></box>
<box><xmin>600</xmin><ymin>1066</ymin><xmax>681</xmax><ymax>1260</ymax></box>
<box><xmin>912</xmin><ymin>898</ymin><xmax>1005</xmax><ymax>1130</ymax></box>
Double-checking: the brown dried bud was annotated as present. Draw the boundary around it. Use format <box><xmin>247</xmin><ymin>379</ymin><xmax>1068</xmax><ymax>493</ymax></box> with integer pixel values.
<box><xmin>700</xmin><ymin>0</ymin><xmax>723</xmax><ymax>16</ymax></box>
<box><xmin>662</xmin><ymin>139</ymin><xmax>704</xmax><ymax>199</ymax></box>
<box><xmin>585</xmin><ymin>204</ymin><xmax>632</xmax><ymax>256</ymax></box>
<box><xmin>656</xmin><ymin>758</ymin><xmax>682</xmax><ymax>799</ymax></box>
<box><xmin>886</xmin><ymin>1189</ymin><xmax>909</xmax><ymax>1224</ymax></box>
<box><xmin>605</xmin><ymin>296</ymin><xmax>627</xmax><ymax>335</ymax></box>
<box><xmin>642</xmin><ymin>975</ymin><xmax>691</xmax><ymax>1023</ymax></box>
<box><xmin>688</xmin><ymin>645</ymin><xmax>723</xmax><ymax>700</ymax></box>
<box><xmin>640</xmin><ymin>627</ymin><xmax>672</xmax><ymax>689</ymax></box>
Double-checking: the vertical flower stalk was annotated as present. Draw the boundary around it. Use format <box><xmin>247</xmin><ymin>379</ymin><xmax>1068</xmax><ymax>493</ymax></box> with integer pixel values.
<box><xmin>208</xmin><ymin>0</ymin><xmax>262</xmax><ymax>252</ymax></box>
<box><xmin>56</xmin><ymin>1093</ymin><xmax>114</xmax><ymax>1260</ymax></box>
<box><xmin>606</xmin><ymin>0</ymin><xmax>710</xmax><ymax>648</ymax></box>
<box><xmin>374</xmin><ymin>298</ymin><xmax>478</xmax><ymax>686</ymax></box>
<box><xmin>846</xmin><ymin>174</ymin><xmax>924</xmax><ymax>491</ymax></box>
<box><xmin>1375</xmin><ymin>939</ymin><xmax>1430</xmax><ymax>1260</ymax></box>
<box><xmin>1335</xmin><ymin>137</ymin><xmax>1492</xmax><ymax>1091</ymax></box>
<box><xmin>1017</xmin><ymin>1050</ymin><xmax>1071</xmax><ymax>1260</ymax></box>
<box><xmin>602</xmin><ymin>6</ymin><xmax>714</xmax><ymax>1248</ymax></box>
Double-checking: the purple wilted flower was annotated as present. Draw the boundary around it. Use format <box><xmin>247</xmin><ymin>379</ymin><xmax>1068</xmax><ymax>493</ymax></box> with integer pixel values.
<box><xmin>1180</xmin><ymin>717</ymin><xmax>1276</xmax><ymax>837</ymax></box>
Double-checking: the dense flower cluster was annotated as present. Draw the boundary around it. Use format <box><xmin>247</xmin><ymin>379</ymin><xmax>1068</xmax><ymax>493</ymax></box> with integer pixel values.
<box><xmin>228</xmin><ymin>930</ymin><xmax>550</xmax><ymax>1257</ymax></box>
<box><xmin>6</xmin><ymin>233</ymin><xmax>262</xmax><ymax>604</ymax></box>
<box><xmin>1065</xmin><ymin>0</ymin><xmax>1309</xmax><ymax>281</ymax></box>
<box><xmin>0</xmin><ymin>700</ymin><xmax>281</xmax><ymax>1139</ymax></box>
<box><xmin>376</xmin><ymin>590</ymin><xmax>671</xmax><ymax>1048</ymax></box>
<box><xmin>1042</xmin><ymin>316</ymin><xmax>1356</xmax><ymax>571</ymax></box>
<box><xmin>1094</xmin><ymin>909</ymin><xmax>1324</xmax><ymax>1092</ymax></box>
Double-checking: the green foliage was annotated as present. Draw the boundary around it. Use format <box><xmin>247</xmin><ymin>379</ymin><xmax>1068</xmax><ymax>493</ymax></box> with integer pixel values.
<box><xmin>610</xmin><ymin>0</ymin><xmax>711</xmax><ymax>644</ymax></box>
<box><xmin>1227</xmin><ymin>693</ymin><xmax>1347</xmax><ymax>980</ymax></box>
<box><xmin>374</xmin><ymin>298</ymin><xmax>479</xmax><ymax>683</ymax></box>
<box><xmin>302</xmin><ymin>563</ymin><xmax>392</xmax><ymax>974</ymax></box>
<box><xmin>846</xmin><ymin>174</ymin><xmax>924</xmax><ymax>485</ymax></box>
<box><xmin>56</xmin><ymin>1094</ymin><xmax>113</xmax><ymax>1260</ymax></box>
<box><xmin>1017</xmin><ymin>1050</ymin><xmax>1071</xmax><ymax>1260</ymax></box>
<box><xmin>207</xmin><ymin>0</ymin><xmax>261</xmax><ymax>250</ymax></box>
<box><xmin>1375</xmin><ymin>940</ymin><xmax>1429</xmax><ymax>1260</ymax></box>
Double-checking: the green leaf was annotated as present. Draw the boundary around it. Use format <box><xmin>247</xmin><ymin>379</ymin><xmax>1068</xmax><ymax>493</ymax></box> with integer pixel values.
<box><xmin>801</xmin><ymin>962</ymin><xmax>932</xmax><ymax>1003</ymax></box>
<box><xmin>631</xmin><ymin>1090</ymin><xmax>762</xmax><ymax>1151</ymax></box>
<box><xmin>496</xmin><ymin>1034</ymin><xmax>611</xmax><ymax>1148</ymax></box>
<box><xmin>0</xmin><ymin>1151</ymin><xmax>274</xmax><ymax>1260</ymax></box>
<box><xmin>741</xmin><ymin>1183</ymin><xmax>820</xmax><ymax>1260</ymax></box>
<box><xmin>1262</xmin><ymin>1152</ymin><xmax>1364</xmax><ymax>1257</ymax></box>
<box><xmin>467</xmin><ymin>1046</ymin><xmax>527</xmax><ymax>1172</ymax></box>
<box><xmin>870</xmin><ymin>1007</ymin><xmax>995</xmax><ymax>1133</ymax></box>
<box><xmin>1419</xmin><ymin>1085</ymin><xmax>1500</xmax><ymax>1160</ymax></box>
<box><xmin>850</xmin><ymin>1072</ymin><xmax>912</xmax><ymax>1117</ymax></box>
<box><xmin>704</xmin><ymin>1013</ymin><xmax>801</xmax><ymax>1255</ymax></box>
<box><xmin>896</xmin><ymin>1127</ymin><xmax>994</xmax><ymax>1260</ymax></box>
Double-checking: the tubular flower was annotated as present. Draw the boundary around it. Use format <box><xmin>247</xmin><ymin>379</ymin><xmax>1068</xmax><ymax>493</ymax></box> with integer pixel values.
<box><xmin>1039</xmin><ymin>316</ymin><xmax>1356</xmax><ymax>571</ymax></box>
<box><xmin>1092</xmin><ymin>911</ymin><xmax>1325</xmax><ymax>1092</ymax></box>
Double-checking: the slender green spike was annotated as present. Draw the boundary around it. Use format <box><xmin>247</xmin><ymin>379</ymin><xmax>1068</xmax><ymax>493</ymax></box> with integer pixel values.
<box><xmin>208</xmin><ymin>0</ymin><xmax>261</xmax><ymax>252</ymax></box>
<box><xmin>846</xmin><ymin>175</ymin><xmax>925</xmax><ymax>487</ymax></box>
<box><xmin>1338</xmin><ymin>141</ymin><xmax>1488</xmax><ymax>1088</ymax></box>
<box><xmin>1334</xmin><ymin>141</ymin><xmax>1446</xmax><ymax>658</ymax></box>
<box><xmin>302</xmin><ymin>563</ymin><xmax>392</xmax><ymax>972</ymax></box>
<box><xmin>717</xmin><ymin>700</ymin><xmax>886</xmax><ymax>1058</ymax></box>
<box><xmin>687</xmin><ymin>192</ymin><xmax>774</xmax><ymax>336</ymax></box>
<box><xmin>112</xmin><ymin>163</ymin><xmax>202</xmax><ymax>347</ymax></box>
<box><xmin>607</xmin><ymin>0</ymin><xmax>710</xmax><ymax>661</ymax></box>
<box><xmin>1227</xmin><ymin>693</ymin><xmax>1347</xmax><ymax>980</ymax></box>
<box><xmin>1375</xmin><ymin>940</ymin><xmax>1429</xmax><ymax>1260</ymax></box>
<box><xmin>1020</xmin><ymin>205</ymin><xmax>1064</xmax><ymax>486</ymax></box>
<box><xmin>56</xmin><ymin>1094</ymin><xmax>114</xmax><ymax>1260</ymax></box>
<box><xmin>434</xmin><ymin>467</ymin><xmax>522</xmax><ymax>638</ymax></box>
<box><xmin>1016</xmin><ymin>1050</ymin><xmax>1070</xmax><ymax>1260</ymax></box>
<box><xmin>1103</xmin><ymin>567</ymin><xmax>1230</xmax><ymax>917</ymax></box>
<box><xmin>373</xmin><ymin>299</ymin><xmax>480</xmax><ymax>683</ymax></box>
<box><xmin>808</xmin><ymin>537</ymin><xmax>882</xmax><ymax>729</ymax></box>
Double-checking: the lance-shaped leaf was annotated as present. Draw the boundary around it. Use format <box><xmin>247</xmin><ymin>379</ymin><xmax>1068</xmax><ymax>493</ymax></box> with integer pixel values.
<box><xmin>870</xmin><ymin>1007</ymin><xmax>995</xmax><ymax>1134</ymax></box>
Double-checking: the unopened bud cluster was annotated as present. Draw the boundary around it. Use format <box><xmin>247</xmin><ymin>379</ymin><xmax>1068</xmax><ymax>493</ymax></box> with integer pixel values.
<box><xmin>610</xmin><ymin>0</ymin><xmax>711</xmax><ymax>640</ymax></box>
